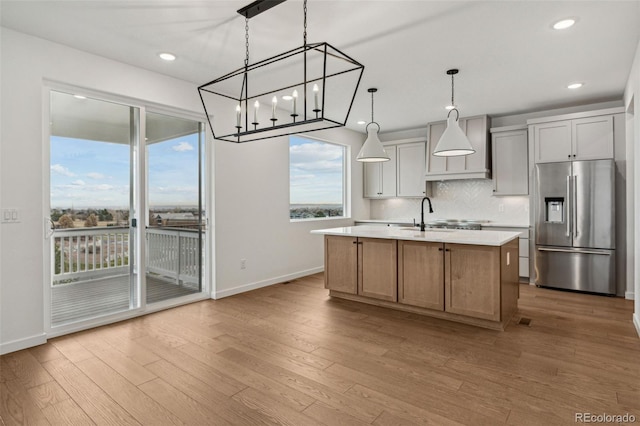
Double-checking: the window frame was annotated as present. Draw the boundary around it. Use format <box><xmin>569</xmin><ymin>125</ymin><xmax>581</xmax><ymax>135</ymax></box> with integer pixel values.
<box><xmin>288</xmin><ymin>134</ymin><xmax>350</xmax><ymax>222</ymax></box>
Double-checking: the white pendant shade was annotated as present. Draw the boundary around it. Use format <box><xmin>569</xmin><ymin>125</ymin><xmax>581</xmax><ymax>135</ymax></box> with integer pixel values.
<box><xmin>357</xmin><ymin>125</ymin><xmax>390</xmax><ymax>162</ymax></box>
<box><xmin>433</xmin><ymin>115</ymin><xmax>475</xmax><ymax>157</ymax></box>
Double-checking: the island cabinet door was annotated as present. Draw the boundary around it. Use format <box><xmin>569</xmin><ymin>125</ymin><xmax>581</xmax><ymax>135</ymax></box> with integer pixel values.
<box><xmin>398</xmin><ymin>241</ymin><xmax>444</xmax><ymax>311</ymax></box>
<box><xmin>324</xmin><ymin>235</ymin><xmax>358</xmax><ymax>294</ymax></box>
<box><xmin>444</xmin><ymin>243</ymin><xmax>501</xmax><ymax>321</ymax></box>
<box><xmin>358</xmin><ymin>238</ymin><xmax>398</xmax><ymax>302</ymax></box>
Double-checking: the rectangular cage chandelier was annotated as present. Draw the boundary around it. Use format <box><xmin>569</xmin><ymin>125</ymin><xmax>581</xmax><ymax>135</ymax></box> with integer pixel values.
<box><xmin>198</xmin><ymin>0</ymin><xmax>365</xmax><ymax>143</ymax></box>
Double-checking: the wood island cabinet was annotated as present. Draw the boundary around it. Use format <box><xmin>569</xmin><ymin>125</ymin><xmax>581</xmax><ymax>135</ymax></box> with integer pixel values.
<box><xmin>444</xmin><ymin>244</ymin><xmax>501</xmax><ymax>321</ymax></box>
<box><xmin>323</xmin><ymin>234</ymin><xmax>519</xmax><ymax>330</ymax></box>
<box><xmin>324</xmin><ymin>235</ymin><xmax>397</xmax><ymax>302</ymax></box>
<box><xmin>358</xmin><ymin>237</ymin><xmax>397</xmax><ymax>302</ymax></box>
<box><xmin>324</xmin><ymin>235</ymin><xmax>357</xmax><ymax>294</ymax></box>
<box><xmin>398</xmin><ymin>240</ymin><xmax>444</xmax><ymax>310</ymax></box>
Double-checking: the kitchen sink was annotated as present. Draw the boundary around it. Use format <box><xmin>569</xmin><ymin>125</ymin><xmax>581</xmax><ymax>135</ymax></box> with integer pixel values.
<box><xmin>397</xmin><ymin>227</ymin><xmax>454</xmax><ymax>232</ymax></box>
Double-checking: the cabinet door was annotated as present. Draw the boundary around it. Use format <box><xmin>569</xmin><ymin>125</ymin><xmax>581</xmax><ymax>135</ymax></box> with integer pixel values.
<box><xmin>572</xmin><ymin>115</ymin><xmax>614</xmax><ymax>160</ymax></box>
<box><xmin>380</xmin><ymin>145</ymin><xmax>397</xmax><ymax>197</ymax></box>
<box><xmin>363</xmin><ymin>162</ymin><xmax>382</xmax><ymax>198</ymax></box>
<box><xmin>533</xmin><ymin>120</ymin><xmax>572</xmax><ymax>163</ymax></box>
<box><xmin>426</xmin><ymin>122</ymin><xmax>447</xmax><ymax>175</ymax></box>
<box><xmin>324</xmin><ymin>236</ymin><xmax>357</xmax><ymax>294</ymax></box>
<box><xmin>398</xmin><ymin>240</ymin><xmax>444</xmax><ymax>310</ymax></box>
<box><xmin>358</xmin><ymin>237</ymin><xmax>397</xmax><ymax>302</ymax></box>
<box><xmin>444</xmin><ymin>244</ymin><xmax>500</xmax><ymax>321</ymax></box>
<box><xmin>492</xmin><ymin>129</ymin><xmax>528</xmax><ymax>195</ymax></box>
<box><xmin>396</xmin><ymin>142</ymin><xmax>426</xmax><ymax>197</ymax></box>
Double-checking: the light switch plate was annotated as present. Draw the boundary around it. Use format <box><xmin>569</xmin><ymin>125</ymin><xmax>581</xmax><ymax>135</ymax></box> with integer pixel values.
<box><xmin>1</xmin><ymin>208</ymin><xmax>20</xmax><ymax>223</ymax></box>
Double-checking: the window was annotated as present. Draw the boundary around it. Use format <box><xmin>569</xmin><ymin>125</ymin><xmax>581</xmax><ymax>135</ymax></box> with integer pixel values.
<box><xmin>289</xmin><ymin>135</ymin><xmax>347</xmax><ymax>220</ymax></box>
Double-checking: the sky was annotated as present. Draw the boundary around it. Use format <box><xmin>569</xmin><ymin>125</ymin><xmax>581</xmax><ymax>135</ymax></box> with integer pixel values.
<box><xmin>50</xmin><ymin>133</ymin><xmax>200</xmax><ymax>209</ymax></box>
<box><xmin>289</xmin><ymin>135</ymin><xmax>344</xmax><ymax>205</ymax></box>
<box><xmin>51</xmin><ymin>133</ymin><xmax>341</xmax><ymax>209</ymax></box>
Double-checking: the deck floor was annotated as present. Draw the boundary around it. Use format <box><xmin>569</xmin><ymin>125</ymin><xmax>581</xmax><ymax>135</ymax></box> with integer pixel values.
<box><xmin>52</xmin><ymin>275</ymin><xmax>200</xmax><ymax>325</ymax></box>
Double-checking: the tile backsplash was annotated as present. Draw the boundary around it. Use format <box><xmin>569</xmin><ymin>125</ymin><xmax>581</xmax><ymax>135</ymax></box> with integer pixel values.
<box><xmin>370</xmin><ymin>179</ymin><xmax>530</xmax><ymax>225</ymax></box>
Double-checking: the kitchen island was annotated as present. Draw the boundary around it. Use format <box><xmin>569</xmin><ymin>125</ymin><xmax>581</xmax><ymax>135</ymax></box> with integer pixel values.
<box><xmin>311</xmin><ymin>226</ymin><xmax>520</xmax><ymax>330</ymax></box>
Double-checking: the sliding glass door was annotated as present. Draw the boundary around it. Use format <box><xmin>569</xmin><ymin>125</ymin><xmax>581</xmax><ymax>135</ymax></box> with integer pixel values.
<box><xmin>145</xmin><ymin>112</ymin><xmax>205</xmax><ymax>304</ymax></box>
<box><xmin>49</xmin><ymin>91</ymin><xmax>138</xmax><ymax>326</ymax></box>
<box><xmin>47</xmin><ymin>90</ymin><xmax>206</xmax><ymax>329</ymax></box>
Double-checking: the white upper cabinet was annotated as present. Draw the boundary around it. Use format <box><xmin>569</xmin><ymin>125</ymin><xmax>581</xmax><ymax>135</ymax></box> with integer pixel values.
<box><xmin>530</xmin><ymin>113</ymin><xmax>614</xmax><ymax>163</ymax></box>
<box><xmin>425</xmin><ymin>115</ymin><xmax>491</xmax><ymax>180</ymax></box>
<box><xmin>363</xmin><ymin>141</ymin><xmax>428</xmax><ymax>199</ymax></box>
<box><xmin>490</xmin><ymin>126</ymin><xmax>528</xmax><ymax>196</ymax></box>
<box><xmin>363</xmin><ymin>145</ymin><xmax>397</xmax><ymax>198</ymax></box>
<box><xmin>396</xmin><ymin>142</ymin><xmax>427</xmax><ymax>197</ymax></box>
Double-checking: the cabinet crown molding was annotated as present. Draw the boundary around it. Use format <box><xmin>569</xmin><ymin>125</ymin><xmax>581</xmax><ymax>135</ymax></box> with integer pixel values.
<box><xmin>526</xmin><ymin>107</ymin><xmax>624</xmax><ymax>125</ymax></box>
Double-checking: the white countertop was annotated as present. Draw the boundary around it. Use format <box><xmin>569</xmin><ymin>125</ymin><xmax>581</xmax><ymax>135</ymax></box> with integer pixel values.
<box><xmin>355</xmin><ymin>219</ymin><xmax>529</xmax><ymax>229</ymax></box>
<box><xmin>311</xmin><ymin>225</ymin><xmax>520</xmax><ymax>246</ymax></box>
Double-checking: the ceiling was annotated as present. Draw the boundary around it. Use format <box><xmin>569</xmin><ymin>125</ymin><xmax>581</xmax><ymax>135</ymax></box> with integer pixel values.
<box><xmin>2</xmin><ymin>1</ymin><xmax>639</xmax><ymax>133</ymax></box>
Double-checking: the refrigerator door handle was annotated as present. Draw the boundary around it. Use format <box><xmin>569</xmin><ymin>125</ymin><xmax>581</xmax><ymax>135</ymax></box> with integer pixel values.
<box><xmin>537</xmin><ymin>247</ymin><xmax>612</xmax><ymax>256</ymax></box>
<box><xmin>566</xmin><ymin>176</ymin><xmax>571</xmax><ymax>237</ymax></box>
<box><xmin>573</xmin><ymin>175</ymin><xmax>578</xmax><ymax>238</ymax></box>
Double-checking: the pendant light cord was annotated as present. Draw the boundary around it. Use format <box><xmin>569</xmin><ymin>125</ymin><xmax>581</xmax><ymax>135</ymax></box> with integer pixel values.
<box><xmin>371</xmin><ymin>90</ymin><xmax>375</xmax><ymax>123</ymax></box>
<box><xmin>450</xmin><ymin>72</ymin><xmax>455</xmax><ymax>107</ymax></box>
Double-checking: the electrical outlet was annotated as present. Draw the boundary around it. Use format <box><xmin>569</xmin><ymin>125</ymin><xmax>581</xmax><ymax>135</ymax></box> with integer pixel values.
<box><xmin>240</xmin><ymin>258</ymin><xmax>247</xmax><ymax>269</ymax></box>
<box><xmin>498</xmin><ymin>204</ymin><xmax>505</xmax><ymax>213</ymax></box>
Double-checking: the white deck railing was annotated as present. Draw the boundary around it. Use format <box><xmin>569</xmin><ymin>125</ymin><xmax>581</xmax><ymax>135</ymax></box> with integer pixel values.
<box><xmin>52</xmin><ymin>227</ymin><xmax>130</xmax><ymax>284</ymax></box>
<box><xmin>146</xmin><ymin>228</ymin><xmax>201</xmax><ymax>288</ymax></box>
<box><xmin>52</xmin><ymin>227</ymin><xmax>202</xmax><ymax>287</ymax></box>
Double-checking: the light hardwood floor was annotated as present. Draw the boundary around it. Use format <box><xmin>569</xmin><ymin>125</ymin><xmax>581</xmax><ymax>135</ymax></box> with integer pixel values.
<box><xmin>1</xmin><ymin>273</ymin><xmax>639</xmax><ymax>425</ymax></box>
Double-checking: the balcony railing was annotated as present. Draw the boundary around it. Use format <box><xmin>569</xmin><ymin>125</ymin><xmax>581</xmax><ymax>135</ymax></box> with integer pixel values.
<box><xmin>52</xmin><ymin>227</ymin><xmax>130</xmax><ymax>285</ymax></box>
<box><xmin>52</xmin><ymin>227</ymin><xmax>202</xmax><ymax>288</ymax></box>
<box><xmin>146</xmin><ymin>227</ymin><xmax>201</xmax><ymax>289</ymax></box>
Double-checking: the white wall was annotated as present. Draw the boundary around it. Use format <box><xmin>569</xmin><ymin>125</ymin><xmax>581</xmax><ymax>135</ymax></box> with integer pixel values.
<box><xmin>0</xmin><ymin>27</ymin><xmax>367</xmax><ymax>353</ymax></box>
<box><xmin>624</xmin><ymin>39</ymin><xmax>640</xmax><ymax>336</ymax></box>
<box><xmin>0</xmin><ymin>28</ymin><xmax>206</xmax><ymax>353</ymax></box>
<box><xmin>213</xmin><ymin>128</ymin><xmax>367</xmax><ymax>298</ymax></box>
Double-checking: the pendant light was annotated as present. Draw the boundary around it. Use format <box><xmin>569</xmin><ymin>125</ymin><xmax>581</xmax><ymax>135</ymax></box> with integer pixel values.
<box><xmin>198</xmin><ymin>0</ymin><xmax>364</xmax><ymax>143</ymax></box>
<box><xmin>433</xmin><ymin>69</ymin><xmax>475</xmax><ymax>157</ymax></box>
<box><xmin>357</xmin><ymin>88</ymin><xmax>390</xmax><ymax>162</ymax></box>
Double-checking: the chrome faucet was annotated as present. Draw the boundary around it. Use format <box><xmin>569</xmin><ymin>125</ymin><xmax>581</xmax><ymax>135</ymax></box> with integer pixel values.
<box><xmin>420</xmin><ymin>197</ymin><xmax>434</xmax><ymax>231</ymax></box>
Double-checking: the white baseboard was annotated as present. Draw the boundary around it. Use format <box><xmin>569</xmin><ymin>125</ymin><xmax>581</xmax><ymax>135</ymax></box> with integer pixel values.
<box><xmin>213</xmin><ymin>267</ymin><xmax>324</xmax><ymax>299</ymax></box>
<box><xmin>0</xmin><ymin>333</ymin><xmax>47</xmax><ymax>355</ymax></box>
<box><xmin>633</xmin><ymin>313</ymin><xmax>640</xmax><ymax>338</ymax></box>
<box><xmin>625</xmin><ymin>291</ymin><xmax>635</xmax><ymax>300</ymax></box>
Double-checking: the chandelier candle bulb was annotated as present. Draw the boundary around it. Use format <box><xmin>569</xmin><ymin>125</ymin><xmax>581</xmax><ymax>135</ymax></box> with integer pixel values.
<box><xmin>236</xmin><ymin>104</ymin><xmax>241</xmax><ymax>128</ymax></box>
<box><xmin>271</xmin><ymin>96</ymin><xmax>277</xmax><ymax>119</ymax></box>
<box><xmin>292</xmin><ymin>90</ymin><xmax>298</xmax><ymax>116</ymax></box>
<box><xmin>253</xmin><ymin>100</ymin><xmax>260</xmax><ymax>124</ymax></box>
<box><xmin>313</xmin><ymin>84</ymin><xmax>319</xmax><ymax>111</ymax></box>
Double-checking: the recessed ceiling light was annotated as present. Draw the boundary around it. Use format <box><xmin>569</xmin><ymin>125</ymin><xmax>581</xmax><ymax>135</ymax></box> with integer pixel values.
<box><xmin>445</xmin><ymin>105</ymin><xmax>456</xmax><ymax>110</ymax></box>
<box><xmin>73</xmin><ymin>95</ymin><xmax>86</xmax><ymax>99</ymax></box>
<box><xmin>553</xmin><ymin>19</ymin><xmax>576</xmax><ymax>30</ymax></box>
<box><xmin>567</xmin><ymin>82</ymin><xmax>583</xmax><ymax>89</ymax></box>
<box><xmin>357</xmin><ymin>120</ymin><xmax>366</xmax><ymax>125</ymax></box>
<box><xmin>282</xmin><ymin>95</ymin><xmax>293</xmax><ymax>101</ymax></box>
<box><xmin>159</xmin><ymin>52</ymin><xmax>176</xmax><ymax>61</ymax></box>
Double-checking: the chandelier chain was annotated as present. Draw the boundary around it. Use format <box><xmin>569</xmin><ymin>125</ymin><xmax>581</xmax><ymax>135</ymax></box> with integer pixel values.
<box><xmin>245</xmin><ymin>17</ymin><xmax>250</xmax><ymax>66</ymax></box>
<box><xmin>303</xmin><ymin>0</ymin><xmax>308</xmax><ymax>46</ymax></box>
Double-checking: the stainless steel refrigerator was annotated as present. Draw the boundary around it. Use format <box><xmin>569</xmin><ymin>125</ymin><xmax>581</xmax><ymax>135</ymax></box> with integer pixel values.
<box><xmin>534</xmin><ymin>159</ymin><xmax>615</xmax><ymax>294</ymax></box>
